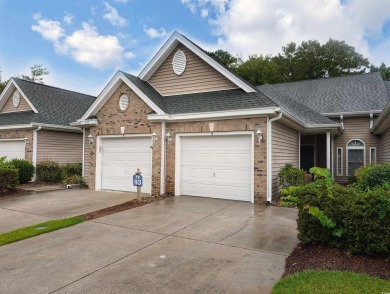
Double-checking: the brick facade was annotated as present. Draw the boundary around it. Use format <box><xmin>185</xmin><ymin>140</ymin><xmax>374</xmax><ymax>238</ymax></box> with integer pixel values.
<box><xmin>0</xmin><ymin>129</ymin><xmax>34</xmax><ymax>161</ymax></box>
<box><xmin>84</xmin><ymin>82</ymin><xmax>162</xmax><ymax>196</ymax></box>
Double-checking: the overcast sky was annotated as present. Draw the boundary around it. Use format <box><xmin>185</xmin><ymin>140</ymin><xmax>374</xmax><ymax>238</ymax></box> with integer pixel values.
<box><xmin>1</xmin><ymin>0</ymin><xmax>389</xmax><ymax>95</ymax></box>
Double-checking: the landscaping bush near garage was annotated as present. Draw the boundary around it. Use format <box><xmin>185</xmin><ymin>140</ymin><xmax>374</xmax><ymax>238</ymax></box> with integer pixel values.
<box><xmin>278</xmin><ymin>163</ymin><xmax>309</xmax><ymax>188</ymax></box>
<box><xmin>63</xmin><ymin>175</ymin><xmax>86</xmax><ymax>187</ymax></box>
<box><xmin>287</xmin><ymin>166</ymin><xmax>390</xmax><ymax>256</ymax></box>
<box><xmin>0</xmin><ymin>157</ymin><xmax>19</xmax><ymax>193</ymax></box>
<box><xmin>60</xmin><ymin>162</ymin><xmax>82</xmax><ymax>179</ymax></box>
<box><xmin>36</xmin><ymin>160</ymin><xmax>61</xmax><ymax>182</ymax></box>
<box><xmin>9</xmin><ymin>159</ymin><xmax>34</xmax><ymax>184</ymax></box>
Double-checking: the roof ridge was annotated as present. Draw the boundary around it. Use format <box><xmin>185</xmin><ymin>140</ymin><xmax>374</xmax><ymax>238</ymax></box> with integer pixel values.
<box><xmin>13</xmin><ymin>77</ymin><xmax>96</xmax><ymax>98</ymax></box>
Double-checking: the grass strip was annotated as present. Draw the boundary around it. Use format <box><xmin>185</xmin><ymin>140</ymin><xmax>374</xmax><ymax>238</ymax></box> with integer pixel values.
<box><xmin>0</xmin><ymin>216</ymin><xmax>84</xmax><ymax>246</ymax></box>
<box><xmin>272</xmin><ymin>270</ymin><xmax>390</xmax><ymax>294</ymax></box>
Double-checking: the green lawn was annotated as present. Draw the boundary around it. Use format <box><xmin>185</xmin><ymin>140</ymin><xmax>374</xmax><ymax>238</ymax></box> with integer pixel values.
<box><xmin>0</xmin><ymin>217</ymin><xmax>84</xmax><ymax>246</ymax></box>
<box><xmin>272</xmin><ymin>270</ymin><xmax>390</xmax><ymax>294</ymax></box>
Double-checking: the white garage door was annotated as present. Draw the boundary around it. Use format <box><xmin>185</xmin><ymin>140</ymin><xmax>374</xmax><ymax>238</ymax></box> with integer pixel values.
<box><xmin>100</xmin><ymin>137</ymin><xmax>151</xmax><ymax>193</ymax></box>
<box><xmin>181</xmin><ymin>135</ymin><xmax>252</xmax><ymax>201</ymax></box>
<box><xmin>0</xmin><ymin>140</ymin><xmax>25</xmax><ymax>160</ymax></box>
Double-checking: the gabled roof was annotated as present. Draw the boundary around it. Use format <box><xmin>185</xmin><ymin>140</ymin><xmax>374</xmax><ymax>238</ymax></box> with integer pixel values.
<box><xmin>138</xmin><ymin>32</ymin><xmax>256</xmax><ymax>93</ymax></box>
<box><xmin>0</xmin><ymin>78</ymin><xmax>96</xmax><ymax>126</ymax></box>
<box><xmin>258</xmin><ymin>84</ymin><xmax>337</xmax><ymax>126</ymax></box>
<box><xmin>260</xmin><ymin>72</ymin><xmax>388</xmax><ymax>115</ymax></box>
<box><xmin>372</xmin><ymin>80</ymin><xmax>390</xmax><ymax>134</ymax></box>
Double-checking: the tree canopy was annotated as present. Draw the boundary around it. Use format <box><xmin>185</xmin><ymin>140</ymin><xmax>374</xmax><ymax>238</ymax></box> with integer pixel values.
<box><xmin>370</xmin><ymin>62</ymin><xmax>390</xmax><ymax>81</ymax></box>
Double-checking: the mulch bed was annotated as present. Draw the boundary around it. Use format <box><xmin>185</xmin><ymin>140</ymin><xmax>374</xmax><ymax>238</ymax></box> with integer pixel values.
<box><xmin>284</xmin><ymin>243</ymin><xmax>390</xmax><ymax>280</ymax></box>
<box><xmin>80</xmin><ymin>195</ymin><xmax>172</xmax><ymax>221</ymax></box>
<box><xmin>0</xmin><ymin>188</ymin><xmax>32</xmax><ymax>198</ymax></box>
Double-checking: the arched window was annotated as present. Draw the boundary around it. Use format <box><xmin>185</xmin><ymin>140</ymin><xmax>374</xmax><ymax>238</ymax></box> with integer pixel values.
<box><xmin>346</xmin><ymin>139</ymin><xmax>365</xmax><ymax>176</ymax></box>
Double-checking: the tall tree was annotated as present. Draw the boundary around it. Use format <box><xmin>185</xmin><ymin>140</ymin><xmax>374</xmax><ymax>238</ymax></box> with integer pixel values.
<box><xmin>20</xmin><ymin>64</ymin><xmax>49</xmax><ymax>83</ymax></box>
<box><xmin>370</xmin><ymin>62</ymin><xmax>390</xmax><ymax>80</ymax></box>
<box><xmin>208</xmin><ymin>50</ymin><xmax>239</xmax><ymax>71</ymax></box>
<box><xmin>236</xmin><ymin>55</ymin><xmax>281</xmax><ymax>85</ymax></box>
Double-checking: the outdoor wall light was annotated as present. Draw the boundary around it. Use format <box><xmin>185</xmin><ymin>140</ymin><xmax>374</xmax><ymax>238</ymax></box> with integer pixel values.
<box><xmin>166</xmin><ymin>131</ymin><xmax>172</xmax><ymax>144</ymax></box>
<box><xmin>120</xmin><ymin>126</ymin><xmax>125</xmax><ymax>136</ymax></box>
<box><xmin>151</xmin><ymin>132</ymin><xmax>158</xmax><ymax>147</ymax></box>
<box><xmin>24</xmin><ymin>137</ymin><xmax>29</xmax><ymax>144</ymax></box>
<box><xmin>256</xmin><ymin>128</ymin><xmax>264</xmax><ymax>144</ymax></box>
<box><xmin>88</xmin><ymin>133</ymin><xmax>94</xmax><ymax>145</ymax></box>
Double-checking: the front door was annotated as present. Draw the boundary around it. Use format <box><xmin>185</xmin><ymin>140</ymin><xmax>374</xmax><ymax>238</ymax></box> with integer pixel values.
<box><xmin>300</xmin><ymin>145</ymin><xmax>315</xmax><ymax>172</ymax></box>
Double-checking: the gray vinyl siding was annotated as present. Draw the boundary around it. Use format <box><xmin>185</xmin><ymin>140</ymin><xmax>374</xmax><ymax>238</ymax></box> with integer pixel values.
<box><xmin>381</xmin><ymin>128</ymin><xmax>390</xmax><ymax>163</ymax></box>
<box><xmin>272</xmin><ymin>121</ymin><xmax>300</xmax><ymax>197</ymax></box>
<box><xmin>0</xmin><ymin>89</ymin><xmax>32</xmax><ymax>113</ymax></box>
<box><xmin>37</xmin><ymin>130</ymin><xmax>83</xmax><ymax>165</ymax></box>
<box><xmin>148</xmin><ymin>43</ymin><xmax>238</xmax><ymax>96</ymax></box>
<box><xmin>332</xmin><ymin>117</ymin><xmax>381</xmax><ymax>183</ymax></box>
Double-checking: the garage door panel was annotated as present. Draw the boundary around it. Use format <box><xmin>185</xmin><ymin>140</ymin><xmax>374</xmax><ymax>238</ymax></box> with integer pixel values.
<box><xmin>0</xmin><ymin>140</ymin><xmax>25</xmax><ymax>160</ymax></box>
<box><xmin>181</xmin><ymin>135</ymin><xmax>252</xmax><ymax>202</ymax></box>
<box><xmin>100</xmin><ymin>137</ymin><xmax>151</xmax><ymax>193</ymax></box>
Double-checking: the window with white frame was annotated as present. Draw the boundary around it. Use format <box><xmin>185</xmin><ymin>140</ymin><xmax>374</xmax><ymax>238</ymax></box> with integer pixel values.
<box><xmin>370</xmin><ymin>147</ymin><xmax>377</xmax><ymax>165</ymax></box>
<box><xmin>337</xmin><ymin>147</ymin><xmax>343</xmax><ymax>176</ymax></box>
<box><xmin>347</xmin><ymin>139</ymin><xmax>365</xmax><ymax>176</ymax></box>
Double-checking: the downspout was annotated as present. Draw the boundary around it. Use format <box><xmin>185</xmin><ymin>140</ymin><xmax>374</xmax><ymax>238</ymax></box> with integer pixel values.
<box><xmin>160</xmin><ymin>121</ymin><xmax>166</xmax><ymax>195</ymax></box>
<box><xmin>82</xmin><ymin>128</ymin><xmax>85</xmax><ymax>177</ymax></box>
<box><xmin>266</xmin><ymin>112</ymin><xmax>283</xmax><ymax>204</ymax></box>
<box><xmin>32</xmin><ymin>126</ymin><xmax>42</xmax><ymax>181</ymax></box>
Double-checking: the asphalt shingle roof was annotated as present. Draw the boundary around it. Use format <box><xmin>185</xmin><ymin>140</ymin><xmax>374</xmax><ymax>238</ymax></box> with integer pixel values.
<box><xmin>258</xmin><ymin>84</ymin><xmax>336</xmax><ymax>125</ymax></box>
<box><xmin>0</xmin><ymin>78</ymin><xmax>96</xmax><ymax>126</ymax></box>
<box><xmin>259</xmin><ymin>72</ymin><xmax>388</xmax><ymax>114</ymax></box>
<box><xmin>122</xmin><ymin>72</ymin><xmax>277</xmax><ymax>114</ymax></box>
<box><xmin>384</xmin><ymin>81</ymin><xmax>390</xmax><ymax>98</ymax></box>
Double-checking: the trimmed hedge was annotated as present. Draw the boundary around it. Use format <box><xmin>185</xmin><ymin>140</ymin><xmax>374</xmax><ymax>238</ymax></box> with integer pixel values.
<box><xmin>0</xmin><ymin>168</ymin><xmax>19</xmax><ymax>193</ymax></box>
<box><xmin>278</xmin><ymin>163</ymin><xmax>308</xmax><ymax>188</ymax></box>
<box><xmin>295</xmin><ymin>167</ymin><xmax>390</xmax><ymax>256</ymax></box>
<box><xmin>63</xmin><ymin>175</ymin><xmax>86</xmax><ymax>186</ymax></box>
<box><xmin>354</xmin><ymin>163</ymin><xmax>390</xmax><ymax>191</ymax></box>
<box><xmin>9</xmin><ymin>159</ymin><xmax>34</xmax><ymax>184</ymax></box>
<box><xmin>36</xmin><ymin>160</ymin><xmax>61</xmax><ymax>182</ymax></box>
<box><xmin>61</xmin><ymin>162</ymin><xmax>82</xmax><ymax>180</ymax></box>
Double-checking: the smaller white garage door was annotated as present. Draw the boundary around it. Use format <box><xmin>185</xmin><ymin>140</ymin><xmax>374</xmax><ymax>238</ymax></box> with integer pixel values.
<box><xmin>100</xmin><ymin>137</ymin><xmax>152</xmax><ymax>193</ymax></box>
<box><xmin>180</xmin><ymin>135</ymin><xmax>252</xmax><ymax>201</ymax></box>
<box><xmin>0</xmin><ymin>140</ymin><xmax>25</xmax><ymax>160</ymax></box>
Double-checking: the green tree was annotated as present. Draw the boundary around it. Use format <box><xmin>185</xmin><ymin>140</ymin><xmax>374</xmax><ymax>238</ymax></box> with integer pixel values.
<box><xmin>236</xmin><ymin>54</ymin><xmax>281</xmax><ymax>85</ymax></box>
<box><xmin>208</xmin><ymin>50</ymin><xmax>239</xmax><ymax>71</ymax></box>
<box><xmin>370</xmin><ymin>62</ymin><xmax>390</xmax><ymax>80</ymax></box>
<box><xmin>20</xmin><ymin>64</ymin><xmax>49</xmax><ymax>84</ymax></box>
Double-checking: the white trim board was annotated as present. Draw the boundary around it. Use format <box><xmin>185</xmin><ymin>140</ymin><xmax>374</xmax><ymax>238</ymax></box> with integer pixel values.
<box><xmin>0</xmin><ymin>79</ymin><xmax>39</xmax><ymax>113</ymax></box>
<box><xmin>138</xmin><ymin>32</ymin><xmax>256</xmax><ymax>93</ymax></box>
<box><xmin>174</xmin><ymin>131</ymin><xmax>255</xmax><ymax>203</ymax></box>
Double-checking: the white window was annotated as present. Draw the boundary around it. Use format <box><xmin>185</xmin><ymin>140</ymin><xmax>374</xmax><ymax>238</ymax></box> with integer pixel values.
<box><xmin>337</xmin><ymin>147</ymin><xmax>343</xmax><ymax>176</ymax></box>
<box><xmin>118</xmin><ymin>94</ymin><xmax>129</xmax><ymax>111</ymax></box>
<box><xmin>346</xmin><ymin>139</ymin><xmax>365</xmax><ymax>176</ymax></box>
<box><xmin>370</xmin><ymin>147</ymin><xmax>377</xmax><ymax>165</ymax></box>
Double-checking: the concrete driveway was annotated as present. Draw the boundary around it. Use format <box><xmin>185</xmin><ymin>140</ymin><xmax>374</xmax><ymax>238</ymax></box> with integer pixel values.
<box><xmin>0</xmin><ymin>196</ymin><xmax>298</xmax><ymax>294</ymax></box>
<box><xmin>0</xmin><ymin>189</ymin><xmax>137</xmax><ymax>233</ymax></box>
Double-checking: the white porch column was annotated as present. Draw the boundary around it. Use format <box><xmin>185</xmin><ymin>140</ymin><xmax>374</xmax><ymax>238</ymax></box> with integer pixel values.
<box><xmin>326</xmin><ymin>131</ymin><xmax>331</xmax><ymax>170</ymax></box>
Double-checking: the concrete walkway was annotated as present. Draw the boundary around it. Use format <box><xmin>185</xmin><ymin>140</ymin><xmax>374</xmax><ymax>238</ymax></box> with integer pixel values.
<box><xmin>0</xmin><ymin>196</ymin><xmax>298</xmax><ymax>294</ymax></box>
<box><xmin>0</xmin><ymin>189</ymin><xmax>138</xmax><ymax>233</ymax></box>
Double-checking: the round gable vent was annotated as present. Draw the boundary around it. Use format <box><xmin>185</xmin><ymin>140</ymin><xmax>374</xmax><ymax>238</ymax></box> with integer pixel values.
<box><xmin>13</xmin><ymin>90</ymin><xmax>20</xmax><ymax>108</ymax></box>
<box><xmin>119</xmin><ymin>94</ymin><xmax>129</xmax><ymax>111</ymax></box>
<box><xmin>172</xmin><ymin>50</ymin><xmax>187</xmax><ymax>76</ymax></box>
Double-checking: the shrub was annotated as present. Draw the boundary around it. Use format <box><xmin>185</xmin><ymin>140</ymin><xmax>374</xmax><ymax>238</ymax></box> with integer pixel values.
<box><xmin>36</xmin><ymin>160</ymin><xmax>61</xmax><ymax>182</ymax></box>
<box><xmin>63</xmin><ymin>175</ymin><xmax>86</xmax><ymax>187</ymax></box>
<box><xmin>0</xmin><ymin>168</ymin><xmax>19</xmax><ymax>193</ymax></box>
<box><xmin>61</xmin><ymin>162</ymin><xmax>82</xmax><ymax>180</ymax></box>
<box><xmin>9</xmin><ymin>159</ymin><xmax>34</xmax><ymax>184</ymax></box>
<box><xmin>278</xmin><ymin>163</ymin><xmax>308</xmax><ymax>188</ymax></box>
<box><xmin>354</xmin><ymin>163</ymin><xmax>390</xmax><ymax>191</ymax></box>
<box><xmin>0</xmin><ymin>156</ymin><xmax>15</xmax><ymax>169</ymax></box>
<box><xmin>295</xmin><ymin>167</ymin><xmax>390</xmax><ymax>255</ymax></box>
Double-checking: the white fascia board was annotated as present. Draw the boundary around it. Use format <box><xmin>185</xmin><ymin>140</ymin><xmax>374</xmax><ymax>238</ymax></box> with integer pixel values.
<box><xmin>147</xmin><ymin>107</ymin><xmax>278</xmax><ymax>122</ymax></box>
<box><xmin>0</xmin><ymin>79</ymin><xmax>39</xmax><ymax>113</ymax></box>
<box><xmin>31</xmin><ymin>123</ymin><xmax>81</xmax><ymax>132</ymax></box>
<box><xmin>371</xmin><ymin>100</ymin><xmax>390</xmax><ymax>134</ymax></box>
<box><xmin>322</xmin><ymin>110</ymin><xmax>382</xmax><ymax>117</ymax></box>
<box><xmin>0</xmin><ymin>124</ymin><xmax>33</xmax><ymax>130</ymax></box>
<box><xmin>139</xmin><ymin>32</ymin><xmax>256</xmax><ymax>93</ymax></box>
<box><xmin>81</xmin><ymin>71</ymin><xmax>164</xmax><ymax>120</ymax></box>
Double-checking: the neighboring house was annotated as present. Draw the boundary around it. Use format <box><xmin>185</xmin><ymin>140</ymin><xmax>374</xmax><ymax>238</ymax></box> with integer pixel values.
<box><xmin>0</xmin><ymin>78</ymin><xmax>96</xmax><ymax>179</ymax></box>
<box><xmin>73</xmin><ymin>32</ymin><xmax>390</xmax><ymax>204</ymax></box>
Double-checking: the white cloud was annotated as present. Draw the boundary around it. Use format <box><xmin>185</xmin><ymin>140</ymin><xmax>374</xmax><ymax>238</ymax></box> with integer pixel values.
<box><xmin>32</xmin><ymin>16</ymin><xmax>134</xmax><ymax>69</ymax></box>
<box><xmin>143</xmin><ymin>26</ymin><xmax>167</xmax><ymax>39</ymax></box>
<box><xmin>63</xmin><ymin>12</ymin><xmax>74</xmax><ymax>25</ymax></box>
<box><xmin>180</xmin><ymin>0</ymin><xmax>390</xmax><ymax>65</ymax></box>
<box><xmin>103</xmin><ymin>2</ymin><xmax>127</xmax><ymax>27</ymax></box>
<box><xmin>114</xmin><ymin>0</ymin><xmax>129</xmax><ymax>3</ymax></box>
<box><xmin>200</xmin><ymin>8</ymin><xmax>208</xmax><ymax>18</ymax></box>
